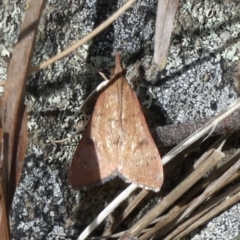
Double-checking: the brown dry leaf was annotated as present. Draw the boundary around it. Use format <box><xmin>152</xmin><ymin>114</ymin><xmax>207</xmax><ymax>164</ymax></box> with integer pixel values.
<box><xmin>0</xmin><ymin>182</ymin><xmax>10</xmax><ymax>240</ymax></box>
<box><xmin>0</xmin><ymin>0</ymin><xmax>45</xmax><ymax>220</ymax></box>
<box><xmin>0</xmin><ymin>125</ymin><xmax>10</xmax><ymax>240</ymax></box>
<box><xmin>0</xmin><ymin>1</ymin><xmax>44</xmax><ymax>238</ymax></box>
<box><xmin>14</xmin><ymin>106</ymin><xmax>28</xmax><ymax>191</ymax></box>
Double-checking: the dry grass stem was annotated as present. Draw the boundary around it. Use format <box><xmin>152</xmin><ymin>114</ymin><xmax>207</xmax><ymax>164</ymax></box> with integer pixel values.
<box><xmin>153</xmin><ymin>0</ymin><xmax>179</xmax><ymax>69</ymax></box>
<box><xmin>171</xmin><ymin>184</ymin><xmax>240</xmax><ymax>239</ymax></box>
<box><xmin>194</xmin><ymin>134</ymin><xmax>228</xmax><ymax>168</ymax></box>
<box><xmin>29</xmin><ymin>0</ymin><xmax>138</xmax><ymax>74</ymax></box>
<box><xmin>77</xmin><ymin>184</ymin><xmax>138</xmax><ymax>240</ymax></box>
<box><xmin>128</xmin><ymin>148</ymin><xmax>224</xmax><ymax>238</ymax></box>
<box><xmin>179</xmin><ymin>153</ymin><xmax>240</xmax><ymax>221</ymax></box>
<box><xmin>103</xmin><ymin>189</ymin><xmax>149</xmax><ymax>236</ymax></box>
<box><xmin>152</xmin><ymin>154</ymin><xmax>240</xmax><ymax>239</ymax></box>
<box><xmin>141</xmin><ymin>140</ymin><xmax>235</xmax><ymax>238</ymax></box>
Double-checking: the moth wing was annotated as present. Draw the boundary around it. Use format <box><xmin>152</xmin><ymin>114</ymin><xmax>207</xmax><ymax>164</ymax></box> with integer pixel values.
<box><xmin>118</xmin><ymin>79</ymin><xmax>163</xmax><ymax>191</ymax></box>
<box><xmin>69</xmin><ymin>82</ymin><xmax>121</xmax><ymax>190</ymax></box>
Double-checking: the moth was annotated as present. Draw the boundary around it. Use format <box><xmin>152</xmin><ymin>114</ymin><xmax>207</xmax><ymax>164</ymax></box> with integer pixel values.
<box><xmin>69</xmin><ymin>54</ymin><xmax>163</xmax><ymax>191</ymax></box>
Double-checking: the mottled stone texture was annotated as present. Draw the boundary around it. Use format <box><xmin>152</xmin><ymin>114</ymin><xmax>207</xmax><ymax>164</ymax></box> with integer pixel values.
<box><xmin>0</xmin><ymin>0</ymin><xmax>240</xmax><ymax>239</ymax></box>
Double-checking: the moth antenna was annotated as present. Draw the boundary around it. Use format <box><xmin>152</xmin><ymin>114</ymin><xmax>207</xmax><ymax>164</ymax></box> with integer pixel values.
<box><xmin>74</xmin><ymin>52</ymin><xmax>111</xmax><ymax>113</ymax></box>
<box><xmin>78</xmin><ymin>79</ymin><xmax>110</xmax><ymax>114</ymax></box>
<box><xmin>98</xmin><ymin>71</ymin><xmax>109</xmax><ymax>82</ymax></box>
<box><xmin>52</xmin><ymin>54</ymin><xmax>111</xmax><ymax>143</ymax></box>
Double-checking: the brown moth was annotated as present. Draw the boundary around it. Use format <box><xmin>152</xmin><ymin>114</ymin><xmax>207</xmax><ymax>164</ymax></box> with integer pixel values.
<box><xmin>69</xmin><ymin>53</ymin><xmax>163</xmax><ymax>191</ymax></box>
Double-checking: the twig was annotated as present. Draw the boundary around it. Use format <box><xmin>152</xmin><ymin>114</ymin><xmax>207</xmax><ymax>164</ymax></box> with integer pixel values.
<box><xmin>156</xmin><ymin>109</ymin><xmax>240</xmax><ymax>146</ymax></box>
<box><xmin>150</xmin><ymin>149</ymin><xmax>240</xmax><ymax>239</ymax></box>
<box><xmin>128</xmin><ymin>148</ymin><xmax>224</xmax><ymax>237</ymax></box>
<box><xmin>178</xmin><ymin>151</ymin><xmax>240</xmax><ymax>222</ymax></box>
<box><xmin>162</xmin><ymin>97</ymin><xmax>240</xmax><ymax>165</ymax></box>
<box><xmin>77</xmin><ymin>184</ymin><xmax>138</xmax><ymax>240</ymax></box>
<box><xmin>97</xmin><ymin>133</ymin><xmax>227</xmax><ymax>240</ymax></box>
<box><xmin>102</xmin><ymin>189</ymin><xmax>150</xmax><ymax>236</ymax></box>
<box><xmin>29</xmin><ymin>0</ymin><xmax>138</xmax><ymax>74</ymax></box>
<box><xmin>171</xmin><ymin>184</ymin><xmax>240</xmax><ymax>239</ymax></box>
<box><xmin>137</xmin><ymin>137</ymin><xmax>229</xmax><ymax>239</ymax></box>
